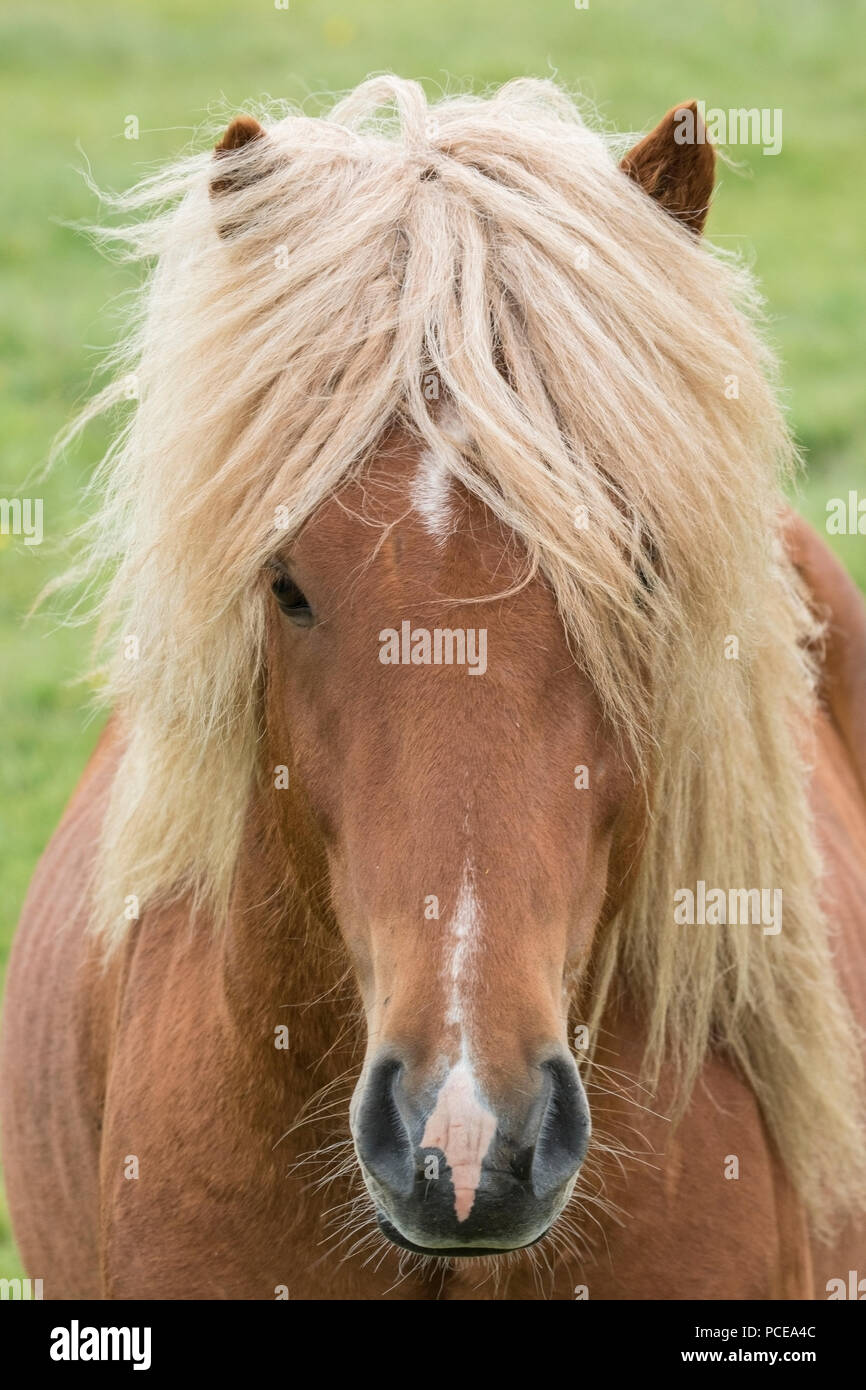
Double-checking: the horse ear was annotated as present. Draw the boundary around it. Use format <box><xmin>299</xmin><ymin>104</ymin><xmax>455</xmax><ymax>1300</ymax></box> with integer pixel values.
<box><xmin>620</xmin><ymin>102</ymin><xmax>715</xmax><ymax>235</ymax></box>
<box><xmin>210</xmin><ymin>115</ymin><xmax>269</xmax><ymax>237</ymax></box>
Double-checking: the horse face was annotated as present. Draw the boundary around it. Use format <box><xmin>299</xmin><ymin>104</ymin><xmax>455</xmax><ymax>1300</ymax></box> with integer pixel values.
<box><xmin>267</xmin><ymin>428</ymin><xmax>634</xmax><ymax>1256</ymax></box>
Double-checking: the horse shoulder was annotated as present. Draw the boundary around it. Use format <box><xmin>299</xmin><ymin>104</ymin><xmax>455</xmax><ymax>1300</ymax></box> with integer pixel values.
<box><xmin>0</xmin><ymin>719</ymin><xmax>123</xmax><ymax>1297</ymax></box>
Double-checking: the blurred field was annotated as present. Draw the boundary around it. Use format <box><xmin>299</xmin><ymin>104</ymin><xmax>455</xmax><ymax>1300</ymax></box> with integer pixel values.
<box><xmin>1</xmin><ymin>0</ymin><xmax>864</xmax><ymax>1282</ymax></box>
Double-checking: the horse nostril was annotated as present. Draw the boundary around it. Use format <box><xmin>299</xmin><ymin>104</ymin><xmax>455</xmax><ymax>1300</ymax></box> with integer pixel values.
<box><xmin>353</xmin><ymin>1056</ymin><xmax>415</xmax><ymax>1197</ymax></box>
<box><xmin>529</xmin><ymin>1055</ymin><xmax>591</xmax><ymax>1201</ymax></box>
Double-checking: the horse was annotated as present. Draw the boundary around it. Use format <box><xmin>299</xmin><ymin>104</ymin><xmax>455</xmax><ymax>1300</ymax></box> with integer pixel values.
<box><xmin>2</xmin><ymin>77</ymin><xmax>865</xmax><ymax>1300</ymax></box>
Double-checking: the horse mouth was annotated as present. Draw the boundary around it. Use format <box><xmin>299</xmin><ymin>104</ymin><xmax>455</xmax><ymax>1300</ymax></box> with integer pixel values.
<box><xmin>375</xmin><ymin>1211</ymin><xmax>549</xmax><ymax>1259</ymax></box>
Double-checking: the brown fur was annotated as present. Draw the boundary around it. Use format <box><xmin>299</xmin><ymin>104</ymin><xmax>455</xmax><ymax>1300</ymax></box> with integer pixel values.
<box><xmin>2</xmin><ymin>443</ymin><xmax>864</xmax><ymax>1298</ymax></box>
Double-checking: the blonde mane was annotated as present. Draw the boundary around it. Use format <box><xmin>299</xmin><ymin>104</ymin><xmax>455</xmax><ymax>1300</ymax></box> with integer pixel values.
<box><xmin>62</xmin><ymin>76</ymin><xmax>864</xmax><ymax>1231</ymax></box>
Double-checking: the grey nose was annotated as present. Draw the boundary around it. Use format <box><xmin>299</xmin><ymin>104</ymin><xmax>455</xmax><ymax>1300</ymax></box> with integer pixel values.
<box><xmin>352</xmin><ymin>1050</ymin><xmax>589</xmax><ymax>1255</ymax></box>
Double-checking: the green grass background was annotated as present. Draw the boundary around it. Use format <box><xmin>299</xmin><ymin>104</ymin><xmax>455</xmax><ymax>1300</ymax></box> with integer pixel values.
<box><xmin>1</xmin><ymin>0</ymin><xmax>864</xmax><ymax>1282</ymax></box>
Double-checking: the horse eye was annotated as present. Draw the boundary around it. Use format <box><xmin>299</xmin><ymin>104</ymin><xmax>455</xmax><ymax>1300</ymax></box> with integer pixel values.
<box><xmin>271</xmin><ymin>571</ymin><xmax>315</xmax><ymax>627</ymax></box>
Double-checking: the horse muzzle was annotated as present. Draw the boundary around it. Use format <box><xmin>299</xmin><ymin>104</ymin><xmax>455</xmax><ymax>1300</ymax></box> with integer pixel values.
<box><xmin>351</xmin><ymin>1049</ymin><xmax>590</xmax><ymax>1256</ymax></box>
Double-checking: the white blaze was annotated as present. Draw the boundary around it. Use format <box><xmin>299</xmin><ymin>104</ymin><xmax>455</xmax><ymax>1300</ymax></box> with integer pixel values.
<box><xmin>411</xmin><ymin>448</ymin><xmax>454</xmax><ymax>541</ymax></box>
<box><xmin>445</xmin><ymin>861</ymin><xmax>480</xmax><ymax>1029</ymax></box>
<box><xmin>421</xmin><ymin>1059</ymin><xmax>496</xmax><ymax>1222</ymax></box>
<box><xmin>427</xmin><ymin>863</ymin><xmax>496</xmax><ymax>1221</ymax></box>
